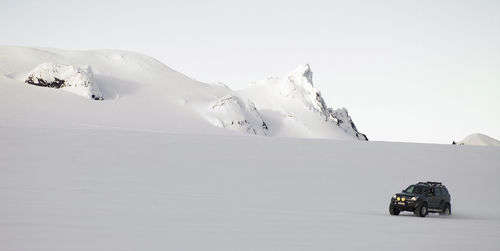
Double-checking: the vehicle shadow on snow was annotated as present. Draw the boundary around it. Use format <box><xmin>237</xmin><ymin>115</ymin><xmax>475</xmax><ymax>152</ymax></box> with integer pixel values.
<box><xmin>365</xmin><ymin>211</ymin><xmax>455</xmax><ymax>220</ymax></box>
<box><xmin>94</xmin><ymin>74</ymin><xmax>143</xmax><ymax>100</ymax></box>
<box><xmin>378</xmin><ymin>212</ymin><xmax>494</xmax><ymax>221</ymax></box>
<box><xmin>393</xmin><ymin>213</ymin><xmax>451</xmax><ymax>219</ymax></box>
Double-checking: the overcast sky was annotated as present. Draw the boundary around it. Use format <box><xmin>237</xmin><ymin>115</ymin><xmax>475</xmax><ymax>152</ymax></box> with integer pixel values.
<box><xmin>1</xmin><ymin>0</ymin><xmax>499</xmax><ymax>143</ymax></box>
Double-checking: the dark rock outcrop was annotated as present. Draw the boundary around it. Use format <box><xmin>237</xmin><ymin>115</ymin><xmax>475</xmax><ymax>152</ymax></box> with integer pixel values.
<box><xmin>25</xmin><ymin>62</ymin><xmax>103</xmax><ymax>100</ymax></box>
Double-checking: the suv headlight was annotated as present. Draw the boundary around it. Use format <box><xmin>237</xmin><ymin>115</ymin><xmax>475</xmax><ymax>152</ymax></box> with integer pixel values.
<box><xmin>411</xmin><ymin>197</ymin><xmax>417</xmax><ymax>201</ymax></box>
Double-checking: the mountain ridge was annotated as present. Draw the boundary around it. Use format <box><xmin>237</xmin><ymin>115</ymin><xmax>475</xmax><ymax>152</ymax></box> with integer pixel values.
<box><xmin>0</xmin><ymin>46</ymin><xmax>366</xmax><ymax>140</ymax></box>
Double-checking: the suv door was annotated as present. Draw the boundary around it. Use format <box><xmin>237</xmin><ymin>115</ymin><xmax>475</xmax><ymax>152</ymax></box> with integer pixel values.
<box><xmin>427</xmin><ymin>187</ymin><xmax>440</xmax><ymax>209</ymax></box>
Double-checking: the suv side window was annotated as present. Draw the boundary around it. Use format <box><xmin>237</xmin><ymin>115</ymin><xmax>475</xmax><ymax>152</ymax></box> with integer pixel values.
<box><xmin>413</xmin><ymin>186</ymin><xmax>423</xmax><ymax>194</ymax></box>
<box><xmin>422</xmin><ymin>187</ymin><xmax>429</xmax><ymax>194</ymax></box>
<box><xmin>436</xmin><ymin>187</ymin><xmax>443</xmax><ymax>196</ymax></box>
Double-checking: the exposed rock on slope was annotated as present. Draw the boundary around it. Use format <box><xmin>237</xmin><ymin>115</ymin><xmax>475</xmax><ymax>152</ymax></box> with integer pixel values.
<box><xmin>25</xmin><ymin>63</ymin><xmax>103</xmax><ymax>100</ymax></box>
<box><xmin>329</xmin><ymin>108</ymin><xmax>368</xmax><ymax>141</ymax></box>
<box><xmin>202</xmin><ymin>95</ymin><xmax>268</xmax><ymax>136</ymax></box>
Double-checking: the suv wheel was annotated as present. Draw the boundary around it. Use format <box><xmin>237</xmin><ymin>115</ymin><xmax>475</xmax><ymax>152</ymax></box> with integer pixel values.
<box><xmin>389</xmin><ymin>204</ymin><xmax>400</xmax><ymax>215</ymax></box>
<box><xmin>415</xmin><ymin>202</ymin><xmax>428</xmax><ymax>217</ymax></box>
<box><xmin>440</xmin><ymin>203</ymin><xmax>451</xmax><ymax>216</ymax></box>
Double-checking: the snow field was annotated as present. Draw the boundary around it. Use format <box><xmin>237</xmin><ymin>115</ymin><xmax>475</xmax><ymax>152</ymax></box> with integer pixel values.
<box><xmin>1</xmin><ymin>127</ymin><xmax>499</xmax><ymax>250</ymax></box>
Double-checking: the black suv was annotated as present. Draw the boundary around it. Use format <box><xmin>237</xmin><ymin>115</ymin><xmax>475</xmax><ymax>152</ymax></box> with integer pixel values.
<box><xmin>389</xmin><ymin>181</ymin><xmax>451</xmax><ymax>217</ymax></box>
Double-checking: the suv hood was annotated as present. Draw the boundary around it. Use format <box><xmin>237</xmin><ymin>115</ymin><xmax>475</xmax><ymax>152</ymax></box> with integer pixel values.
<box><xmin>396</xmin><ymin>192</ymin><xmax>420</xmax><ymax>198</ymax></box>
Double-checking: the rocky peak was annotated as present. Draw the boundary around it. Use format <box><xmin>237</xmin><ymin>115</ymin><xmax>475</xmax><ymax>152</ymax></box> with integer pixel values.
<box><xmin>288</xmin><ymin>64</ymin><xmax>313</xmax><ymax>86</ymax></box>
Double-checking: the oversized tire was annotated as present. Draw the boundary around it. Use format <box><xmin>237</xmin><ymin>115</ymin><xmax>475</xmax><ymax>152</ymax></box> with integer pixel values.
<box><xmin>415</xmin><ymin>202</ymin><xmax>428</xmax><ymax>217</ymax></box>
<box><xmin>389</xmin><ymin>204</ymin><xmax>400</xmax><ymax>215</ymax></box>
<box><xmin>440</xmin><ymin>203</ymin><xmax>451</xmax><ymax>216</ymax></box>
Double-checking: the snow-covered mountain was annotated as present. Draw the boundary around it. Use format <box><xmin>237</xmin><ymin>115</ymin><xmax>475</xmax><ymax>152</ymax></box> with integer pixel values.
<box><xmin>0</xmin><ymin>46</ymin><xmax>366</xmax><ymax>140</ymax></box>
<box><xmin>456</xmin><ymin>133</ymin><xmax>500</xmax><ymax>146</ymax></box>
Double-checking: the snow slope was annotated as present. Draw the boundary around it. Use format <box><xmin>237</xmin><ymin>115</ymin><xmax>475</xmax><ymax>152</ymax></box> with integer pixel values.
<box><xmin>0</xmin><ymin>46</ymin><xmax>365</xmax><ymax>140</ymax></box>
<box><xmin>1</xmin><ymin>127</ymin><xmax>499</xmax><ymax>251</ymax></box>
<box><xmin>457</xmin><ymin>133</ymin><xmax>500</xmax><ymax>147</ymax></box>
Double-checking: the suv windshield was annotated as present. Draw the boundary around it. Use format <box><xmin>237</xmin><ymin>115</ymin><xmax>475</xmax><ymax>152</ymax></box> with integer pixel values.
<box><xmin>404</xmin><ymin>185</ymin><xmax>427</xmax><ymax>194</ymax></box>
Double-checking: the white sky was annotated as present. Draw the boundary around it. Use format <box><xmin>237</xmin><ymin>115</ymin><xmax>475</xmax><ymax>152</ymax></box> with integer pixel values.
<box><xmin>1</xmin><ymin>0</ymin><xmax>499</xmax><ymax>143</ymax></box>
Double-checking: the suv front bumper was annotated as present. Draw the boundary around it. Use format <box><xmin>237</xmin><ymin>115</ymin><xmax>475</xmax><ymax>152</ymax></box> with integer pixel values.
<box><xmin>390</xmin><ymin>198</ymin><xmax>420</xmax><ymax>211</ymax></box>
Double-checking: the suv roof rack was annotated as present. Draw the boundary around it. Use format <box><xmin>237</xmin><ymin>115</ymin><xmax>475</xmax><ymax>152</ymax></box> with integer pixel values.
<box><xmin>426</xmin><ymin>181</ymin><xmax>442</xmax><ymax>185</ymax></box>
<box><xmin>417</xmin><ymin>181</ymin><xmax>443</xmax><ymax>186</ymax></box>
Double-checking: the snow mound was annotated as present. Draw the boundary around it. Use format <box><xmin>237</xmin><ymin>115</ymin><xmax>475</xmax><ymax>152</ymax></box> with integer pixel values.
<box><xmin>456</xmin><ymin>133</ymin><xmax>500</xmax><ymax>146</ymax></box>
<box><xmin>25</xmin><ymin>62</ymin><xmax>103</xmax><ymax>100</ymax></box>
<box><xmin>202</xmin><ymin>95</ymin><xmax>268</xmax><ymax>136</ymax></box>
<box><xmin>210</xmin><ymin>81</ymin><xmax>231</xmax><ymax>89</ymax></box>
